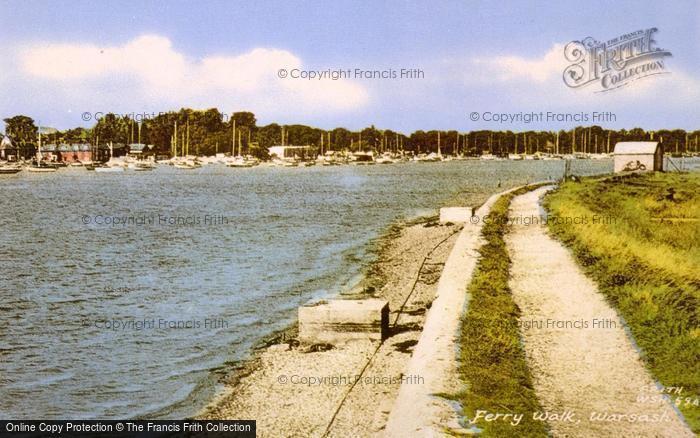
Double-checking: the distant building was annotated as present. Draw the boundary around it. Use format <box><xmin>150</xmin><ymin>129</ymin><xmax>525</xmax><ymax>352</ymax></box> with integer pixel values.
<box><xmin>40</xmin><ymin>143</ymin><xmax>92</xmax><ymax>163</ymax></box>
<box><xmin>39</xmin><ymin>144</ymin><xmax>58</xmax><ymax>162</ymax></box>
<box><xmin>613</xmin><ymin>142</ymin><xmax>663</xmax><ymax>173</ymax></box>
<box><xmin>60</xmin><ymin>143</ymin><xmax>92</xmax><ymax>163</ymax></box>
<box><xmin>128</xmin><ymin>143</ymin><xmax>151</xmax><ymax>155</ymax></box>
<box><xmin>268</xmin><ymin>145</ymin><xmax>314</xmax><ymax>160</ymax></box>
<box><xmin>0</xmin><ymin>135</ymin><xmax>15</xmax><ymax>160</ymax></box>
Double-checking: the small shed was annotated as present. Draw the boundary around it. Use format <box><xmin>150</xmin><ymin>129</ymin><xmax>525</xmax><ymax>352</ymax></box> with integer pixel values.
<box><xmin>268</xmin><ymin>145</ymin><xmax>315</xmax><ymax>160</ymax></box>
<box><xmin>0</xmin><ymin>135</ymin><xmax>13</xmax><ymax>159</ymax></box>
<box><xmin>128</xmin><ymin>143</ymin><xmax>147</xmax><ymax>154</ymax></box>
<box><xmin>613</xmin><ymin>142</ymin><xmax>663</xmax><ymax>173</ymax></box>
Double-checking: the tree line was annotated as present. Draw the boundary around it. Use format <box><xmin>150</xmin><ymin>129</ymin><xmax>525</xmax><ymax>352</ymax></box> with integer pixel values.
<box><xmin>3</xmin><ymin>109</ymin><xmax>700</xmax><ymax>159</ymax></box>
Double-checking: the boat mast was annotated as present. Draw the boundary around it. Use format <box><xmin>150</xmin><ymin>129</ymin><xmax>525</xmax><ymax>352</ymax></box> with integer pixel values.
<box><xmin>587</xmin><ymin>127</ymin><xmax>591</xmax><ymax>154</ymax></box>
<box><xmin>232</xmin><ymin>119</ymin><xmax>235</xmax><ymax>155</ymax></box>
<box><xmin>37</xmin><ymin>122</ymin><xmax>42</xmax><ymax>164</ymax></box>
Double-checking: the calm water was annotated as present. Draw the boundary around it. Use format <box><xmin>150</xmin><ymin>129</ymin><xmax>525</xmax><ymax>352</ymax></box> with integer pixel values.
<box><xmin>0</xmin><ymin>160</ymin><xmax>612</xmax><ymax>419</ymax></box>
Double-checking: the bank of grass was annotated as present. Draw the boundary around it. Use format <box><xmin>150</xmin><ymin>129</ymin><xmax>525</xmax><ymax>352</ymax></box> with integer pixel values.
<box><xmin>457</xmin><ymin>185</ymin><xmax>549</xmax><ymax>437</ymax></box>
<box><xmin>544</xmin><ymin>172</ymin><xmax>700</xmax><ymax>433</ymax></box>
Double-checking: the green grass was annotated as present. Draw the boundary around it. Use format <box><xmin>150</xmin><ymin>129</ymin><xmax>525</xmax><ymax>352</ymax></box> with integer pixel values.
<box><xmin>457</xmin><ymin>185</ymin><xmax>549</xmax><ymax>437</ymax></box>
<box><xmin>544</xmin><ymin>172</ymin><xmax>700</xmax><ymax>433</ymax></box>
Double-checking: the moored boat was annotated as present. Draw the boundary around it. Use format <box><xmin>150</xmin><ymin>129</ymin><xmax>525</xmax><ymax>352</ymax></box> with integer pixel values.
<box><xmin>94</xmin><ymin>166</ymin><xmax>125</xmax><ymax>173</ymax></box>
<box><xmin>350</xmin><ymin>151</ymin><xmax>375</xmax><ymax>164</ymax></box>
<box><xmin>0</xmin><ymin>165</ymin><xmax>22</xmax><ymax>174</ymax></box>
<box><xmin>226</xmin><ymin>156</ymin><xmax>255</xmax><ymax>168</ymax></box>
<box><xmin>27</xmin><ymin>165</ymin><xmax>57</xmax><ymax>173</ymax></box>
<box><xmin>174</xmin><ymin>162</ymin><xmax>199</xmax><ymax>169</ymax></box>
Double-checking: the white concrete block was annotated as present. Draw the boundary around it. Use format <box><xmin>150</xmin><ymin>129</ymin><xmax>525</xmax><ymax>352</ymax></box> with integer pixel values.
<box><xmin>439</xmin><ymin>207</ymin><xmax>473</xmax><ymax>224</ymax></box>
<box><xmin>299</xmin><ymin>299</ymin><xmax>389</xmax><ymax>345</ymax></box>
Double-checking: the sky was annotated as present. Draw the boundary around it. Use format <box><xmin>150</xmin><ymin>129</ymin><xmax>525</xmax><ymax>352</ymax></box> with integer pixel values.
<box><xmin>0</xmin><ymin>0</ymin><xmax>698</xmax><ymax>133</ymax></box>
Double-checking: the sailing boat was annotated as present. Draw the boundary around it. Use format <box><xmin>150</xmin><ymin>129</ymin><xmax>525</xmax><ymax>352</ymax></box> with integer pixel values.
<box><xmin>169</xmin><ymin>120</ymin><xmax>199</xmax><ymax>169</ymax></box>
<box><xmin>95</xmin><ymin>142</ymin><xmax>125</xmax><ymax>172</ymax></box>
<box><xmin>415</xmin><ymin>132</ymin><xmax>443</xmax><ymax>162</ymax></box>
<box><xmin>227</xmin><ymin>128</ymin><xmax>250</xmax><ymax>167</ymax></box>
<box><xmin>227</xmin><ymin>124</ymin><xmax>257</xmax><ymax>168</ymax></box>
<box><xmin>225</xmin><ymin>120</ymin><xmax>241</xmax><ymax>167</ymax></box>
<box><xmin>27</xmin><ymin>124</ymin><xmax>57</xmax><ymax>172</ymax></box>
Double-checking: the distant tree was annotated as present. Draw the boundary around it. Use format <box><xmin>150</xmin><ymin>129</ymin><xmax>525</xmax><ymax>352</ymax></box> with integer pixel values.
<box><xmin>144</xmin><ymin>112</ymin><xmax>177</xmax><ymax>153</ymax></box>
<box><xmin>286</xmin><ymin>124</ymin><xmax>318</xmax><ymax>146</ymax></box>
<box><xmin>247</xmin><ymin>142</ymin><xmax>270</xmax><ymax>160</ymax></box>
<box><xmin>409</xmin><ymin>130</ymin><xmax>427</xmax><ymax>153</ymax></box>
<box><xmin>63</xmin><ymin>127</ymin><xmax>90</xmax><ymax>143</ymax></box>
<box><xmin>3</xmin><ymin>115</ymin><xmax>37</xmax><ymax>147</ymax></box>
<box><xmin>230</xmin><ymin>112</ymin><xmax>257</xmax><ymax>130</ymax></box>
<box><xmin>627</xmin><ymin>127</ymin><xmax>647</xmax><ymax>142</ymax></box>
<box><xmin>360</xmin><ymin>125</ymin><xmax>381</xmax><ymax>149</ymax></box>
<box><xmin>331</xmin><ymin>127</ymin><xmax>352</xmax><ymax>150</ymax></box>
<box><xmin>256</xmin><ymin>123</ymin><xmax>282</xmax><ymax>149</ymax></box>
<box><xmin>94</xmin><ymin>113</ymin><xmax>129</xmax><ymax>144</ymax></box>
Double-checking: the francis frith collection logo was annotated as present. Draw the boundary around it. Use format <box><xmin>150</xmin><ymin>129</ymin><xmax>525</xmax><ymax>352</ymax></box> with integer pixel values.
<box><xmin>563</xmin><ymin>28</ymin><xmax>672</xmax><ymax>92</ymax></box>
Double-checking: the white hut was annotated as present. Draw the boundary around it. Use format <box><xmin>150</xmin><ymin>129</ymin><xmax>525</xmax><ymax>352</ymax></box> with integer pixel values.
<box><xmin>268</xmin><ymin>145</ymin><xmax>314</xmax><ymax>160</ymax></box>
<box><xmin>0</xmin><ymin>135</ymin><xmax>13</xmax><ymax>159</ymax></box>
<box><xmin>613</xmin><ymin>142</ymin><xmax>663</xmax><ymax>173</ymax></box>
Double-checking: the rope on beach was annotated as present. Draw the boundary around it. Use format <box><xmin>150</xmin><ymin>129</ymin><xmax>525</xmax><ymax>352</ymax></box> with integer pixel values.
<box><xmin>319</xmin><ymin>341</ymin><xmax>383</xmax><ymax>438</ymax></box>
<box><xmin>392</xmin><ymin>226</ymin><xmax>462</xmax><ymax>327</ymax></box>
<box><xmin>320</xmin><ymin>226</ymin><xmax>462</xmax><ymax>437</ymax></box>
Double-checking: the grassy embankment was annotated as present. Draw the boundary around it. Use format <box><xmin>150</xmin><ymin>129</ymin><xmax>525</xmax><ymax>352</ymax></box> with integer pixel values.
<box><xmin>544</xmin><ymin>172</ymin><xmax>700</xmax><ymax>433</ymax></box>
<box><xmin>457</xmin><ymin>185</ymin><xmax>549</xmax><ymax>437</ymax></box>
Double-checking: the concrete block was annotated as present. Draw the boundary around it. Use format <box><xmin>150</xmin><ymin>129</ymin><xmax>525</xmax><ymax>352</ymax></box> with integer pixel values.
<box><xmin>299</xmin><ymin>299</ymin><xmax>389</xmax><ymax>345</ymax></box>
<box><xmin>439</xmin><ymin>207</ymin><xmax>473</xmax><ymax>224</ymax></box>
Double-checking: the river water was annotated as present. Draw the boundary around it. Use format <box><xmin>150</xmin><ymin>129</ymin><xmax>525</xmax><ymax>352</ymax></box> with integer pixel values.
<box><xmin>0</xmin><ymin>159</ymin><xmax>612</xmax><ymax>419</ymax></box>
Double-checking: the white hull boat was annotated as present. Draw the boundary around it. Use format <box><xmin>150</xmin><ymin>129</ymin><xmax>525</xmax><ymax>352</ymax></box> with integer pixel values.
<box><xmin>94</xmin><ymin>166</ymin><xmax>125</xmax><ymax>173</ymax></box>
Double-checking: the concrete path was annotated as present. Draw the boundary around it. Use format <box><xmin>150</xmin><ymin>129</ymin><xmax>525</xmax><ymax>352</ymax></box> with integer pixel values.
<box><xmin>505</xmin><ymin>187</ymin><xmax>692</xmax><ymax>437</ymax></box>
<box><xmin>385</xmin><ymin>186</ymin><xmax>526</xmax><ymax>437</ymax></box>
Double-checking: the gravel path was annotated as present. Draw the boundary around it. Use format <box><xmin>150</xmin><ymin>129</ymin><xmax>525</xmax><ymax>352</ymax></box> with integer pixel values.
<box><xmin>505</xmin><ymin>186</ymin><xmax>693</xmax><ymax>437</ymax></box>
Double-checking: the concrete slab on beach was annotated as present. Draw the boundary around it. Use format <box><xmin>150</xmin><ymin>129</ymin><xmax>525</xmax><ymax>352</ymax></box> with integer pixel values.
<box><xmin>298</xmin><ymin>299</ymin><xmax>389</xmax><ymax>345</ymax></box>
